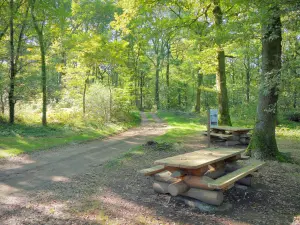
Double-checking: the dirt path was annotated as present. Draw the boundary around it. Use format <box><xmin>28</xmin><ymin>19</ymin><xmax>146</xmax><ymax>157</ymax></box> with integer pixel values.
<box><xmin>0</xmin><ymin>112</ymin><xmax>167</xmax><ymax>224</ymax></box>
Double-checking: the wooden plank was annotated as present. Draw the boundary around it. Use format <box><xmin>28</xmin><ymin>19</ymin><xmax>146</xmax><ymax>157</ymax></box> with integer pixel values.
<box><xmin>154</xmin><ymin>148</ymin><xmax>244</xmax><ymax>169</ymax></box>
<box><xmin>211</xmin><ymin>126</ymin><xmax>252</xmax><ymax>133</ymax></box>
<box><xmin>207</xmin><ymin>160</ymin><xmax>265</xmax><ymax>189</ymax></box>
<box><xmin>139</xmin><ymin>165</ymin><xmax>165</xmax><ymax>176</ymax></box>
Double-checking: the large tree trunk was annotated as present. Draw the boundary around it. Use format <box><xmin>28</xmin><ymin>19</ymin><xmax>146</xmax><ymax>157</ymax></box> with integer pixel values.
<box><xmin>247</xmin><ymin>6</ymin><xmax>282</xmax><ymax>160</ymax></box>
<box><xmin>8</xmin><ymin>0</ymin><xmax>15</xmax><ymax>124</ymax></box>
<box><xmin>216</xmin><ymin>49</ymin><xmax>232</xmax><ymax>125</ymax></box>
<box><xmin>213</xmin><ymin>1</ymin><xmax>232</xmax><ymax>126</ymax></box>
<box><xmin>195</xmin><ymin>70</ymin><xmax>203</xmax><ymax>113</ymax></box>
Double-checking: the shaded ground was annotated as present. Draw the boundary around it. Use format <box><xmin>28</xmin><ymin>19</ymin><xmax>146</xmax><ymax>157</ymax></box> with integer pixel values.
<box><xmin>0</xmin><ymin>113</ymin><xmax>300</xmax><ymax>224</ymax></box>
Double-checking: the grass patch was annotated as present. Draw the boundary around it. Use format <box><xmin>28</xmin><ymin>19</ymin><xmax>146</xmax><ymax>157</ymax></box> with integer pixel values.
<box><xmin>155</xmin><ymin>111</ymin><xmax>206</xmax><ymax>143</ymax></box>
<box><xmin>145</xmin><ymin>112</ymin><xmax>154</xmax><ymax>122</ymax></box>
<box><xmin>0</xmin><ymin>111</ymin><xmax>141</xmax><ymax>158</ymax></box>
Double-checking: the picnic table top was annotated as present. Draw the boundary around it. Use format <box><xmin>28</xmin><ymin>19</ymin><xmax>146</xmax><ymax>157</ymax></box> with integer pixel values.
<box><xmin>154</xmin><ymin>148</ymin><xmax>244</xmax><ymax>170</ymax></box>
<box><xmin>211</xmin><ymin>126</ymin><xmax>252</xmax><ymax>132</ymax></box>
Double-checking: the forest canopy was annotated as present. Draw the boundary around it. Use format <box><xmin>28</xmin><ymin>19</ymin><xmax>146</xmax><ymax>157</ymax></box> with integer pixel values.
<box><xmin>0</xmin><ymin>0</ymin><xmax>299</xmax><ymax>159</ymax></box>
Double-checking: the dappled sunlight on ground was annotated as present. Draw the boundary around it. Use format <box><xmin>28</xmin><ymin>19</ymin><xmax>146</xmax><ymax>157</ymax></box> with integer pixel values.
<box><xmin>51</xmin><ymin>176</ymin><xmax>71</xmax><ymax>183</ymax></box>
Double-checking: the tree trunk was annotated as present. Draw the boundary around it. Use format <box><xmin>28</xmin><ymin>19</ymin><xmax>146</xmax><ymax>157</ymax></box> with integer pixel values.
<box><xmin>213</xmin><ymin>1</ymin><xmax>232</xmax><ymax>126</ymax></box>
<box><xmin>195</xmin><ymin>70</ymin><xmax>203</xmax><ymax>113</ymax></box>
<box><xmin>216</xmin><ymin>49</ymin><xmax>232</xmax><ymax>125</ymax></box>
<box><xmin>178</xmin><ymin>87</ymin><xmax>181</xmax><ymax>107</ymax></box>
<box><xmin>40</xmin><ymin>40</ymin><xmax>47</xmax><ymax>126</ymax></box>
<box><xmin>293</xmin><ymin>87</ymin><xmax>297</xmax><ymax>109</ymax></box>
<box><xmin>0</xmin><ymin>93</ymin><xmax>5</xmax><ymax>114</ymax></box>
<box><xmin>82</xmin><ymin>76</ymin><xmax>88</xmax><ymax>116</ymax></box>
<box><xmin>155</xmin><ymin>56</ymin><xmax>160</xmax><ymax>109</ymax></box>
<box><xmin>140</xmin><ymin>73</ymin><xmax>143</xmax><ymax>110</ymax></box>
<box><xmin>8</xmin><ymin>0</ymin><xmax>15</xmax><ymax>124</ymax></box>
<box><xmin>245</xmin><ymin>55</ymin><xmax>251</xmax><ymax>103</ymax></box>
<box><xmin>166</xmin><ymin>43</ymin><xmax>170</xmax><ymax>109</ymax></box>
<box><xmin>31</xmin><ymin>0</ymin><xmax>47</xmax><ymax>126</ymax></box>
<box><xmin>246</xmin><ymin>69</ymin><xmax>250</xmax><ymax>103</ymax></box>
<box><xmin>247</xmin><ymin>6</ymin><xmax>282</xmax><ymax>160</ymax></box>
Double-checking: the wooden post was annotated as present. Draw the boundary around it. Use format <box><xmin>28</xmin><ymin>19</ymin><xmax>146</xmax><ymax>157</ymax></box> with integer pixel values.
<box><xmin>207</xmin><ymin>109</ymin><xmax>211</xmax><ymax>147</ymax></box>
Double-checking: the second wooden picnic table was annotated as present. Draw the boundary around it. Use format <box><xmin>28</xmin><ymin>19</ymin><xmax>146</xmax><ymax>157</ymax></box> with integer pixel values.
<box><xmin>208</xmin><ymin>126</ymin><xmax>252</xmax><ymax>145</ymax></box>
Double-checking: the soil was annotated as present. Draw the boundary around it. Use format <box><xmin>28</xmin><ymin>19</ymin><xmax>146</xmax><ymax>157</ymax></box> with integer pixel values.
<box><xmin>0</xmin><ymin>113</ymin><xmax>300</xmax><ymax>225</ymax></box>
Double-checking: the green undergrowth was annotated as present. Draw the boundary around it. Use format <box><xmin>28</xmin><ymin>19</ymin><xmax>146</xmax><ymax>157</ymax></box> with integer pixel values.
<box><xmin>0</xmin><ymin>111</ymin><xmax>141</xmax><ymax>158</ymax></box>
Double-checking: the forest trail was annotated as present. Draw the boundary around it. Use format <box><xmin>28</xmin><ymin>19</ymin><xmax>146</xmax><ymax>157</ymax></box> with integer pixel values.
<box><xmin>0</xmin><ymin>112</ymin><xmax>167</xmax><ymax>224</ymax></box>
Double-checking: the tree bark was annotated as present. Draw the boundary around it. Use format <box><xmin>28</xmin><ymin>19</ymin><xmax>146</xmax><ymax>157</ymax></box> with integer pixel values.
<box><xmin>40</xmin><ymin>37</ymin><xmax>47</xmax><ymax>126</ymax></box>
<box><xmin>216</xmin><ymin>49</ymin><xmax>232</xmax><ymax>125</ymax></box>
<box><xmin>247</xmin><ymin>6</ymin><xmax>282</xmax><ymax>160</ymax></box>
<box><xmin>195</xmin><ymin>70</ymin><xmax>203</xmax><ymax>113</ymax></box>
<box><xmin>213</xmin><ymin>1</ymin><xmax>232</xmax><ymax>126</ymax></box>
<box><xmin>8</xmin><ymin>0</ymin><xmax>15</xmax><ymax>124</ymax></box>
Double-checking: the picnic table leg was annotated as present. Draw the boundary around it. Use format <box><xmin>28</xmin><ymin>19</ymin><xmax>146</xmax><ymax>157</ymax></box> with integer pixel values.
<box><xmin>182</xmin><ymin>188</ymin><xmax>224</xmax><ymax>206</ymax></box>
<box><xmin>153</xmin><ymin>181</ymin><xmax>169</xmax><ymax>194</ymax></box>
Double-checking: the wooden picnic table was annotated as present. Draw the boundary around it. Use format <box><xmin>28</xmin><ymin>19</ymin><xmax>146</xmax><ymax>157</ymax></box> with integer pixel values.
<box><xmin>211</xmin><ymin>126</ymin><xmax>252</xmax><ymax>134</ymax></box>
<box><xmin>140</xmin><ymin>147</ymin><xmax>265</xmax><ymax>206</ymax></box>
<box><xmin>207</xmin><ymin>126</ymin><xmax>252</xmax><ymax>145</ymax></box>
<box><xmin>154</xmin><ymin>148</ymin><xmax>243</xmax><ymax>170</ymax></box>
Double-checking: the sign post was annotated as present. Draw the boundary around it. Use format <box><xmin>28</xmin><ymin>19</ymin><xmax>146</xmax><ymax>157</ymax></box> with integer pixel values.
<box><xmin>209</xmin><ymin>109</ymin><xmax>218</xmax><ymax>127</ymax></box>
<box><xmin>207</xmin><ymin>109</ymin><xmax>211</xmax><ymax>147</ymax></box>
<box><xmin>207</xmin><ymin>109</ymin><xmax>218</xmax><ymax>147</ymax></box>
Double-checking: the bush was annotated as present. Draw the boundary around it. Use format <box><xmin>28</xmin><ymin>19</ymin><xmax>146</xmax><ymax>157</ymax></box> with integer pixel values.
<box><xmin>284</xmin><ymin>112</ymin><xmax>300</xmax><ymax>122</ymax></box>
<box><xmin>85</xmin><ymin>83</ymin><xmax>133</xmax><ymax>123</ymax></box>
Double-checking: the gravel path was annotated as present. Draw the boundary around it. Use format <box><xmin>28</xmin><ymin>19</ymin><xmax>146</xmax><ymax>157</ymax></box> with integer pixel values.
<box><xmin>0</xmin><ymin>112</ymin><xmax>167</xmax><ymax>224</ymax></box>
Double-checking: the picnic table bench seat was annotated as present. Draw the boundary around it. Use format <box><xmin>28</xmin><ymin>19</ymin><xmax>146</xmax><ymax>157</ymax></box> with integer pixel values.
<box><xmin>207</xmin><ymin>160</ymin><xmax>265</xmax><ymax>189</ymax></box>
<box><xmin>139</xmin><ymin>165</ymin><xmax>165</xmax><ymax>176</ymax></box>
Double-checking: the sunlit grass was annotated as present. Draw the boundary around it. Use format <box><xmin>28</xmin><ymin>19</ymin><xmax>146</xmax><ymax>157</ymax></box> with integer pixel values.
<box><xmin>155</xmin><ymin>111</ymin><xmax>206</xmax><ymax>143</ymax></box>
<box><xmin>0</xmin><ymin>111</ymin><xmax>141</xmax><ymax>158</ymax></box>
